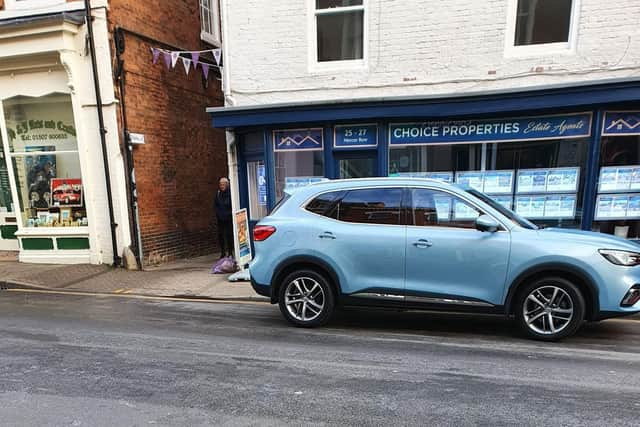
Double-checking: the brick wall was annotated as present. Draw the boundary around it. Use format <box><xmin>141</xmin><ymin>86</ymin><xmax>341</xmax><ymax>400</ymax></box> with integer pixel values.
<box><xmin>225</xmin><ymin>0</ymin><xmax>640</xmax><ymax>105</ymax></box>
<box><xmin>108</xmin><ymin>0</ymin><xmax>227</xmax><ymax>265</ymax></box>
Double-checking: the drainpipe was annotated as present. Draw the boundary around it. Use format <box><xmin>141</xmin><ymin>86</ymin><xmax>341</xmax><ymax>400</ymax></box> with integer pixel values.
<box><xmin>114</xmin><ymin>27</ymin><xmax>143</xmax><ymax>269</ymax></box>
<box><xmin>84</xmin><ymin>0</ymin><xmax>121</xmax><ymax>267</ymax></box>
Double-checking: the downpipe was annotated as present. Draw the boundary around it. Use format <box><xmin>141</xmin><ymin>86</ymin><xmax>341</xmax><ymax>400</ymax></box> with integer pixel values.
<box><xmin>84</xmin><ymin>0</ymin><xmax>121</xmax><ymax>267</ymax></box>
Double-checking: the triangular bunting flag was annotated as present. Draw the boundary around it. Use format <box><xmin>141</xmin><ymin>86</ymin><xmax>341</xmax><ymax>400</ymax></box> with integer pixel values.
<box><xmin>171</xmin><ymin>51</ymin><xmax>180</xmax><ymax>68</ymax></box>
<box><xmin>182</xmin><ymin>58</ymin><xmax>191</xmax><ymax>75</ymax></box>
<box><xmin>162</xmin><ymin>51</ymin><xmax>172</xmax><ymax>69</ymax></box>
<box><xmin>201</xmin><ymin>63</ymin><xmax>210</xmax><ymax>79</ymax></box>
<box><xmin>191</xmin><ymin>52</ymin><xmax>200</xmax><ymax>66</ymax></box>
<box><xmin>212</xmin><ymin>48</ymin><xmax>222</xmax><ymax>66</ymax></box>
<box><xmin>151</xmin><ymin>48</ymin><xmax>161</xmax><ymax>65</ymax></box>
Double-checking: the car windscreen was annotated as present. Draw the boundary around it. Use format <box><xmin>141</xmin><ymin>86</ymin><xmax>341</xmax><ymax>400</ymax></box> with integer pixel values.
<box><xmin>466</xmin><ymin>189</ymin><xmax>538</xmax><ymax>230</ymax></box>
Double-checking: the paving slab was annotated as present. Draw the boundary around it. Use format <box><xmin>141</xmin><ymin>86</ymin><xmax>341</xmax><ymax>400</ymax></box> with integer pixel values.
<box><xmin>0</xmin><ymin>254</ymin><xmax>267</xmax><ymax>302</ymax></box>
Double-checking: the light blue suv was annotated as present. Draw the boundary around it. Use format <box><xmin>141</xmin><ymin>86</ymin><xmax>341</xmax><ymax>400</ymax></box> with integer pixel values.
<box><xmin>250</xmin><ymin>178</ymin><xmax>640</xmax><ymax>340</ymax></box>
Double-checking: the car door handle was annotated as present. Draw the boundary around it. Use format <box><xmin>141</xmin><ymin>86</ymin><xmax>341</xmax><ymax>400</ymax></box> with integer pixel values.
<box><xmin>413</xmin><ymin>239</ymin><xmax>433</xmax><ymax>248</ymax></box>
<box><xmin>318</xmin><ymin>232</ymin><xmax>336</xmax><ymax>240</ymax></box>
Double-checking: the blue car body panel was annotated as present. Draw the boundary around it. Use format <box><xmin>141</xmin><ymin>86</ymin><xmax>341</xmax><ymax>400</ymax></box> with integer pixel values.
<box><xmin>249</xmin><ymin>178</ymin><xmax>640</xmax><ymax>317</ymax></box>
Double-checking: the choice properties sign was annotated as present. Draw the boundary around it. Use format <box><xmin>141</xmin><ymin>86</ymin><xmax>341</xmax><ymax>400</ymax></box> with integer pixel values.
<box><xmin>389</xmin><ymin>113</ymin><xmax>592</xmax><ymax>146</ymax></box>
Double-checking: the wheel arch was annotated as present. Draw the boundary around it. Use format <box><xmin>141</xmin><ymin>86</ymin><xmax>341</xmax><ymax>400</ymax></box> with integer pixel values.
<box><xmin>270</xmin><ymin>255</ymin><xmax>341</xmax><ymax>304</ymax></box>
<box><xmin>504</xmin><ymin>263</ymin><xmax>600</xmax><ymax>321</ymax></box>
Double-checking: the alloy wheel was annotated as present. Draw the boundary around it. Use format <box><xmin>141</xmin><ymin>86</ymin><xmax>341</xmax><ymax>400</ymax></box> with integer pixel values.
<box><xmin>523</xmin><ymin>285</ymin><xmax>574</xmax><ymax>335</ymax></box>
<box><xmin>284</xmin><ymin>277</ymin><xmax>325</xmax><ymax>322</ymax></box>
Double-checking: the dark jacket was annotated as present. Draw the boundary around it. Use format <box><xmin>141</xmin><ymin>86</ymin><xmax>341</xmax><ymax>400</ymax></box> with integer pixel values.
<box><xmin>214</xmin><ymin>188</ymin><xmax>232</xmax><ymax>222</ymax></box>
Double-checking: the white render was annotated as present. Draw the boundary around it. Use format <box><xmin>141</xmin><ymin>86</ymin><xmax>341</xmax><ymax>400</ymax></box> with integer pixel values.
<box><xmin>222</xmin><ymin>0</ymin><xmax>640</xmax><ymax>106</ymax></box>
<box><xmin>0</xmin><ymin>4</ymin><xmax>131</xmax><ymax>264</ymax></box>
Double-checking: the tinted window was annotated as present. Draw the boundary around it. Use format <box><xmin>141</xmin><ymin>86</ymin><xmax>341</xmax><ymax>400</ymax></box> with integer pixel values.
<box><xmin>411</xmin><ymin>189</ymin><xmax>482</xmax><ymax>229</ymax></box>
<box><xmin>337</xmin><ymin>188</ymin><xmax>402</xmax><ymax>225</ymax></box>
<box><xmin>306</xmin><ymin>191</ymin><xmax>344</xmax><ymax>218</ymax></box>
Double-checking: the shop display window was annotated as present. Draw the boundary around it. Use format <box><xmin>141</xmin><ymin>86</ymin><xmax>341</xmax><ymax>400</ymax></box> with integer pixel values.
<box><xmin>274</xmin><ymin>150</ymin><xmax>324</xmax><ymax>199</ymax></box>
<box><xmin>1</xmin><ymin>93</ymin><xmax>88</xmax><ymax>228</ymax></box>
<box><xmin>592</xmin><ymin>136</ymin><xmax>640</xmax><ymax>240</ymax></box>
<box><xmin>389</xmin><ymin>138</ymin><xmax>589</xmax><ymax>229</ymax></box>
<box><xmin>389</xmin><ymin>144</ymin><xmax>484</xmax><ymax>177</ymax></box>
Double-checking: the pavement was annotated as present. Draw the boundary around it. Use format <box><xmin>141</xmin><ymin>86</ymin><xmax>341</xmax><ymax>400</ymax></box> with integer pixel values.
<box><xmin>0</xmin><ymin>253</ymin><xmax>266</xmax><ymax>302</ymax></box>
<box><xmin>1</xmin><ymin>290</ymin><xmax>639</xmax><ymax>426</ymax></box>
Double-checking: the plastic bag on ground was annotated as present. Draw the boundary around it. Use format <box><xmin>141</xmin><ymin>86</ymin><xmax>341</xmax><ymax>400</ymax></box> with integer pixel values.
<box><xmin>211</xmin><ymin>256</ymin><xmax>238</xmax><ymax>274</ymax></box>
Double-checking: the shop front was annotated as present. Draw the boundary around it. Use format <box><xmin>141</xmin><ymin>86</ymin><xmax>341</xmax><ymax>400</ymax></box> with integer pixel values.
<box><xmin>0</xmin><ymin>9</ymin><xmax>130</xmax><ymax>264</ymax></box>
<box><xmin>208</xmin><ymin>79</ymin><xmax>640</xmax><ymax>243</ymax></box>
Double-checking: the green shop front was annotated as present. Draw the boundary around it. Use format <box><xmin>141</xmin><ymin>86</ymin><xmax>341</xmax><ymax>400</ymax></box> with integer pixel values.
<box><xmin>208</xmin><ymin>79</ymin><xmax>640</xmax><ymax>242</ymax></box>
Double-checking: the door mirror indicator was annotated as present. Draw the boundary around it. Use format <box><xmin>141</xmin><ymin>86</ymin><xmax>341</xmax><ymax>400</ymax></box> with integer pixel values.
<box><xmin>475</xmin><ymin>215</ymin><xmax>499</xmax><ymax>233</ymax></box>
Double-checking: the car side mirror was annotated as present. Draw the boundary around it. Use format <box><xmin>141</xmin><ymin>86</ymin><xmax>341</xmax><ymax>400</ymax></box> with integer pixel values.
<box><xmin>475</xmin><ymin>215</ymin><xmax>499</xmax><ymax>233</ymax></box>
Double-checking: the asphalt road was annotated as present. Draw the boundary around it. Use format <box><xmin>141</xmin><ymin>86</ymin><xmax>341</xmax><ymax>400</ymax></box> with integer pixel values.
<box><xmin>0</xmin><ymin>290</ymin><xmax>639</xmax><ymax>427</ymax></box>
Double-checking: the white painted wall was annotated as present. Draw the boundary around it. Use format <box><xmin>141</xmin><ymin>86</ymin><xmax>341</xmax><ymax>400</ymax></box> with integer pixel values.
<box><xmin>223</xmin><ymin>0</ymin><xmax>640</xmax><ymax>105</ymax></box>
<box><xmin>0</xmin><ymin>6</ymin><xmax>132</xmax><ymax>264</ymax></box>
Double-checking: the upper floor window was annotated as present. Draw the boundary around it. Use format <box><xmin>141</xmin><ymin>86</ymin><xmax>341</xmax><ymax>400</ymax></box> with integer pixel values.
<box><xmin>313</xmin><ymin>0</ymin><xmax>365</xmax><ymax>67</ymax></box>
<box><xmin>506</xmin><ymin>0</ymin><xmax>580</xmax><ymax>56</ymax></box>
<box><xmin>200</xmin><ymin>0</ymin><xmax>221</xmax><ymax>46</ymax></box>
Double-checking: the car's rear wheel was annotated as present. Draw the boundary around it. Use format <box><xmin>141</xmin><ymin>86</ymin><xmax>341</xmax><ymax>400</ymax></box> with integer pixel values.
<box><xmin>278</xmin><ymin>269</ymin><xmax>335</xmax><ymax>327</ymax></box>
<box><xmin>515</xmin><ymin>276</ymin><xmax>585</xmax><ymax>341</ymax></box>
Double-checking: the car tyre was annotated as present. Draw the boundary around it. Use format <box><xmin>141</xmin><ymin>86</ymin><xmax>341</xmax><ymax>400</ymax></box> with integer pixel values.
<box><xmin>515</xmin><ymin>276</ymin><xmax>585</xmax><ymax>341</ymax></box>
<box><xmin>278</xmin><ymin>269</ymin><xmax>335</xmax><ymax>328</ymax></box>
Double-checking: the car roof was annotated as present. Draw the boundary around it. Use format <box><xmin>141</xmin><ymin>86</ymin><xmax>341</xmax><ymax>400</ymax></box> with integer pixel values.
<box><xmin>284</xmin><ymin>177</ymin><xmax>467</xmax><ymax>200</ymax></box>
<box><xmin>292</xmin><ymin>177</ymin><xmax>454</xmax><ymax>191</ymax></box>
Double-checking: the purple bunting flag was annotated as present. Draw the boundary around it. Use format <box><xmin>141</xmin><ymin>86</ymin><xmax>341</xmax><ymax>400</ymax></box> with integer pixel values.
<box><xmin>201</xmin><ymin>63</ymin><xmax>210</xmax><ymax>80</ymax></box>
<box><xmin>191</xmin><ymin>52</ymin><xmax>200</xmax><ymax>67</ymax></box>
<box><xmin>151</xmin><ymin>48</ymin><xmax>161</xmax><ymax>65</ymax></box>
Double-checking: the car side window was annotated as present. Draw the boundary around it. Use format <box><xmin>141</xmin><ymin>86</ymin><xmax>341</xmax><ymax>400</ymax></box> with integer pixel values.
<box><xmin>305</xmin><ymin>191</ymin><xmax>344</xmax><ymax>219</ymax></box>
<box><xmin>337</xmin><ymin>188</ymin><xmax>403</xmax><ymax>225</ymax></box>
<box><xmin>411</xmin><ymin>188</ymin><xmax>483</xmax><ymax>229</ymax></box>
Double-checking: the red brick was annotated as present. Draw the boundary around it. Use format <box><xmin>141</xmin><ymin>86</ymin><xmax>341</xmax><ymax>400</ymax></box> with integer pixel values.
<box><xmin>107</xmin><ymin>1</ymin><xmax>227</xmax><ymax>265</ymax></box>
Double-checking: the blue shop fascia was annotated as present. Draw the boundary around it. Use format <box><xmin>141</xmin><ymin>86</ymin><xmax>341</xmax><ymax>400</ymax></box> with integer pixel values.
<box><xmin>208</xmin><ymin>78</ymin><xmax>640</xmax><ymax>240</ymax></box>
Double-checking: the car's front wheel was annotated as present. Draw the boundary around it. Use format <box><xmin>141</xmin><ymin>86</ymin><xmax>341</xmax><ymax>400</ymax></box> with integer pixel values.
<box><xmin>278</xmin><ymin>269</ymin><xmax>335</xmax><ymax>327</ymax></box>
<box><xmin>515</xmin><ymin>276</ymin><xmax>585</xmax><ymax>341</ymax></box>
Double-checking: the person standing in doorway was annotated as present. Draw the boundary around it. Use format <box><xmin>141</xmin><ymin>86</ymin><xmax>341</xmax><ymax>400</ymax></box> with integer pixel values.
<box><xmin>214</xmin><ymin>177</ymin><xmax>234</xmax><ymax>258</ymax></box>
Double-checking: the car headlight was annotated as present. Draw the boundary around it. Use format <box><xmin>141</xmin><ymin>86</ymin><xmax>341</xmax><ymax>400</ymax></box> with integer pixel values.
<box><xmin>599</xmin><ymin>249</ymin><xmax>640</xmax><ymax>266</ymax></box>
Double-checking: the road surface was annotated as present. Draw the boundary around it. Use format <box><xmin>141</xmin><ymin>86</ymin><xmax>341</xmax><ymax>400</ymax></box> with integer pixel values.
<box><xmin>0</xmin><ymin>290</ymin><xmax>639</xmax><ymax>426</ymax></box>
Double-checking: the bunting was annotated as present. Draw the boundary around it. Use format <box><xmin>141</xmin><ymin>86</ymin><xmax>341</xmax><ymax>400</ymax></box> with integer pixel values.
<box><xmin>149</xmin><ymin>47</ymin><xmax>222</xmax><ymax>80</ymax></box>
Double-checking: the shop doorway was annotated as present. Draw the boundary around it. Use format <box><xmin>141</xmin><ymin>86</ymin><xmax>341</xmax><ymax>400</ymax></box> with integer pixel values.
<box><xmin>335</xmin><ymin>151</ymin><xmax>378</xmax><ymax>179</ymax></box>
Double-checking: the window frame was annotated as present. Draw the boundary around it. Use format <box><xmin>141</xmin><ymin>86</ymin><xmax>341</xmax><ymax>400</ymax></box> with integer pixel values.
<box><xmin>308</xmin><ymin>0</ymin><xmax>368</xmax><ymax>73</ymax></box>
<box><xmin>200</xmin><ymin>0</ymin><xmax>222</xmax><ymax>46</ymax></box>
<box><xmin>504</xmin><ymin>0</ymin><xmax>581</xmax><ymax>58</ymax></box>
<box><xmin>3</xmin><ymin>0</ymin><xmax>62</xmax><ymax>10</ymax></box>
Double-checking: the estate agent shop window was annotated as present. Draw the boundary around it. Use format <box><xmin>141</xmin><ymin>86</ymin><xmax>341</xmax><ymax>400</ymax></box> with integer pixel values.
<box><xmin>593</xmin><ymin>112</ymin><xmax>640</xmax><ymax>240</ymax></box>
<box><xmin>1</xmin><ymin>93</ymin><xmax>89</xmax><ymax>229</ymax></box>
<box><xmin>273</xmin><ymin>129</ymin><xmax>324</xmax><ymax>200</ymax></box>
<box><xmin>389</xmin><ymin>113</ymin><xmax>591</xmax><ymax>229</ymax></box>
